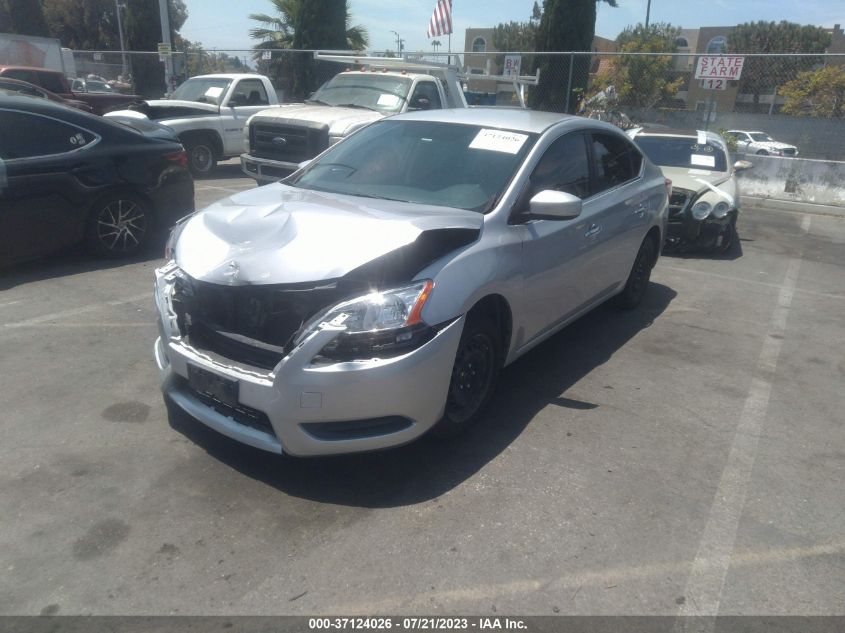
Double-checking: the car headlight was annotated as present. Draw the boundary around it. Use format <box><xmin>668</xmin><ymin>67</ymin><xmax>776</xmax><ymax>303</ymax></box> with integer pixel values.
<box><xmin>294</xmin><ymin>280</ymin><xmax>436</xmax><ymax>360</ymax></box>
<box><xmin>712</xmin><ymin>201</ymin><xmax>730</xmax><ymax>218</ymax></box>
<box><xmin>691</xmin><ymin>201</ymin><xmax>712</xmax><ymax>220</ymax></box>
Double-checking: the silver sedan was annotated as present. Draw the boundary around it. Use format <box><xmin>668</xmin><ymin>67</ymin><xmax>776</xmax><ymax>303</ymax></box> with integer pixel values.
<box><xmin>154</xmin><ymin>108</ymin><xmax>668</xmax><ymax>456</ymax></box>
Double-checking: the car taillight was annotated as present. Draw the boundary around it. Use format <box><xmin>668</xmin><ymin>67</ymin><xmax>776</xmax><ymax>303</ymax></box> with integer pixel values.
<box><xmin>164</xmin><ymin>150</ymin><xmax>188</xmax><ymax>168</ymax></box>
<box><xmin>664</xmin><ymin>178</ymin><xmax>672</xmax><ymax>197</ymax></box>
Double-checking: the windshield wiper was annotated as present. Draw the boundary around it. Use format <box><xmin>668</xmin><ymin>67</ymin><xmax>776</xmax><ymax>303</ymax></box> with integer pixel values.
<box><xmin>305</xmin><ymin>98</ymin><xmax>333</xmax><ymax>106</ymax></box>
<box><xmin>335</xmin><ymin>103</ymin><xmax>380</xmax><ymax>112</ymax></box>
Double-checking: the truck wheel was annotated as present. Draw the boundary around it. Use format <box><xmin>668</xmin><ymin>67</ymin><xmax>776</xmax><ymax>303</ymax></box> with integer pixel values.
<box><xmin>184</xmin><ymin>137</ymin><xmax>217</xmax><ymax>177</ymax></box>
<box><xmin>85</xmin><ymin>192</ymin><xmax>152</xmax><ymax>258</ymax></box>
<box><xmin>615</xmin><ymin>236</ymin><xmax>655</xmax><ymax>309</ymax></box>
<box><xmin>433</xmin><ymin>314</ymin><xmax>501</xmax><ymax>439</ymax></box>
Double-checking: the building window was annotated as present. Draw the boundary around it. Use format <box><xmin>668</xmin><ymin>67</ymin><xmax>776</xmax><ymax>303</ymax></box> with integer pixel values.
<box><xmin>706</xmin><ymin>36</ymin><xmax>727</xmax><ymax>54</ymax></box>
<box><xmin>675</xmin><ymin>37</ymin><xmax>688</xmax><ymax>48</ymax></box>
<box><xmin>472</xmin><ymin>37</ymin><xmax>486</xmax><ymax>53</ymax></box>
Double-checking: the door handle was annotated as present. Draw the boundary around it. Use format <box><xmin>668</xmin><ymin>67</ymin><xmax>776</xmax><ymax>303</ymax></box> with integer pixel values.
<box><xmin>633</xmin><ymin>205</ymin><xmax>647</xmax><ymax>216</ymax></box>
<box><xmin>585</xmin><ymin>223</ymin><xmax>602</xmax><ymax>238</ymax></box>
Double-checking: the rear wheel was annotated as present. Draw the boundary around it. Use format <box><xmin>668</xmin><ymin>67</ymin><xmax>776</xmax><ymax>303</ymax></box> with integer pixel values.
<box><xmin>183</xmin><ymin>136</ymin><xmax>217</xmax><ymax>177</ymax></box>
<box><xmin>85</xmin><ymin>192</ymin><xmax>151</xmax><ymax>258</ymax></box>
<box><xmin>756</xmin><ymin>149</ymin><xmax>769</xmax><ymax>156</ymax></box>
<box><xmin>615</xmin><ymin>236</ymin><xmax>655</xmax><ymax>309</ymax></box>
<box><xmin>433</xmin><ymin>315</ymin><xmax>501</xmax><ymax>438</ymax></box>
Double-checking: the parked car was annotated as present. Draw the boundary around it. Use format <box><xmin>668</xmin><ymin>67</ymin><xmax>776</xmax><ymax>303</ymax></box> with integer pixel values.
<box><xmin>0</xmin><ymin>66</ymin><xmax>139</xmax><ymax>115</ymax></box>
<box><xmin>155</xmin><ymin>108</ymin><xmax>668</xmax><ymax>456</ymax></box>
<box><xmin>0</xmin><ymin>95</ymin><xmax>194</xmax><ymax>265</ymax></box>
<box><xmin>106</xmin><ymin>74</ymin><xmax>282</xmax><ymax>177</ymax></box>
<box><xmin>724</xmin><ymin>130</ymin><xmax>798</xmax><ymax>157</ymax></box>
<box><xmin>628</xmin><ymin>127</ymin><xmax>751</xmax><ymax>253</ymax></box>
<box><xmin>0</xmin><ymin>76</ymin><xmax>93</xmax><ymax>112</ymax></box>
<box><xmin>71</xmin><ymin>77</ymin><xmax>117</xmax><ymax>94</ymax></box>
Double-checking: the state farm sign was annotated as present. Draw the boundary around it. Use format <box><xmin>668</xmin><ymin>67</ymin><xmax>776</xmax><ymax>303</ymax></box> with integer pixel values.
<box><xmin>695</xmin><ymin>56</ymin><xmax>745</xmax><ymax>80</ymax></box>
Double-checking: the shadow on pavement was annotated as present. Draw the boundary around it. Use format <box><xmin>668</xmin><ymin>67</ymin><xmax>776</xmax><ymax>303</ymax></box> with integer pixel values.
<box><xmin>0</xmin><ymin>244</ymin><xmax>165</xmax><ymax>291</ymax></box>
<box><xmin>167</xmin><ymin>282</ymin><xmax>677</xmax><ymax>509</ymax></box>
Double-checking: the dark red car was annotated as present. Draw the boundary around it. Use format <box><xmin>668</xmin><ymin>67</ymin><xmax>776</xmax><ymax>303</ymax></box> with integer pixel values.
<box><xmin>0</xmin><ymin>66</ymin><xmax>139</xmax><ymax>115</ymax></box>
<box><xmin>0</xmin><ymin>76</ymin><xmax>92</xmax><ymax>112</ymax></box>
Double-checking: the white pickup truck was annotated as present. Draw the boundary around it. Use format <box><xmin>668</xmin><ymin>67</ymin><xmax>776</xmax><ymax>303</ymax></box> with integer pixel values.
<box><xmin>241</xmin><ymin>54</ymin><xmax>539</xmax><ymax>184</ymax></box>
<box><xmin>106</xmin><ymin>74</ymin><xmax>281</xmax><ymax>176</ymax></box>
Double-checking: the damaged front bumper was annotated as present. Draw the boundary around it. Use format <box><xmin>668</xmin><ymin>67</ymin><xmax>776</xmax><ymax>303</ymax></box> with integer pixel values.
<box><xmin>153</xmin><ymin>264</ymin><xmax>464</xmax><ymax>456</ymax></box>
<box><xmin>666</xmin><ymin>211</ymin><xmax>736</xmax><ymax>251</ymax></box>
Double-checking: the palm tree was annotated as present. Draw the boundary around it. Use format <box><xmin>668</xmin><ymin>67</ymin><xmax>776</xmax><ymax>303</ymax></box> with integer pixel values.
<box><xmin>249</xmin><ymin>0</ymin><xmax>368</xmax><ymax>52</ymax></box>
<box><xmin>431</xmin><ymin>39</ymin><xmax>441</xmax><ymax>53</ymax></box>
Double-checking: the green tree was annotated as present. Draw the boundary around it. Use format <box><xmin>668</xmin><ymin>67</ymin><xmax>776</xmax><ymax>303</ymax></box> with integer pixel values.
<box><xmin>6</xmin><ymin>0</ymin><xmax>50</xmax><ymax>37</ymax></box>
<box><xmin>531</xmin><ymin>0</ymin><xmax>618</xmax><ymax>113</ymax></box>
<box><xmin>249</xmin><ymin>0</ymin><xmax>368</xmax><ymax>100</ymax></box>
<box><xmin>728</xmin><ymin>21</ymin><xmax>831</xmax><ymax>112</ymax></box>
<box><xmin>589</xmin><ymin>23</ymin><xmax>683</xmax><ymax>109</ymax></box>
<box><xmin>780</xmin><ymin>65</ymin><xmax>845</xmax><ymax>118</ymax></box>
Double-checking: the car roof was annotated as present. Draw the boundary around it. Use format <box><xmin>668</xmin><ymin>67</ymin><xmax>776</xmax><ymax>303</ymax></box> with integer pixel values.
<box><xmin>189</xmin><ymin>73</ymin><xmax>267</xmax><ymax>80</ymax></box>
<box><xmin>388</xmin><ymin>107</ymin><xmax>618</xmax><ymax>135</ymax></box>
<box><xmin>0</xmin><ymin>94</ymin><xmax>103</xmax><ymax>124</ymax></box>
<box><xmin>0</xmin><ymin>65</ymin><xmax>62</xmax><ymax>74</ymax></box>
<box><xmin>631</xmin><ymin>127</ymin><xmax>725</xmax><ymax>142</ymax></box>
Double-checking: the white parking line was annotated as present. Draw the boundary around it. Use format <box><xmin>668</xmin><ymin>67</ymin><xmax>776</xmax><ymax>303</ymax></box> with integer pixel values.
<box><xmin>2</xmin><ymin>293</ymin><xmax>149</xmax><ymax>328</ymax></box>
<box><xmin>677</xmin><ymin>215</ymin><xmax>810</xmax><ymax>621</ymax></box>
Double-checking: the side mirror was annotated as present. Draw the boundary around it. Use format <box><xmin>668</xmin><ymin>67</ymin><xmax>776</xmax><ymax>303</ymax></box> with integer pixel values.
<box><xmin>528</xmin><ymin>190</ymin><xmax>582</xmax><ymax>220</ymax></box>
<box><xmin>409</xmin><ymin>97</ymin><xmax>431</xmax><ymax>111</ymax></box>
<box><xmin>733</xmin><ymin>160</ymin><xmax>753</xmax><ymax>172</ymax></box>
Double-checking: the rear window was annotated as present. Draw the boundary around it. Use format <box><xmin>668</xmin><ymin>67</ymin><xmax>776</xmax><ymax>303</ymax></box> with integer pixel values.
<box><xmin>35</xmin><ymin>71</ymin><xmax>67</xmax><ymax>94</ymax></box>
<box><xmin>635</xmin><ymin>135</ymin><xmax>728</xmax><ymax>172</ymax></box>
<box><xmin>0</xmin><ymin>110</ymin><xmax>98</xmax><ymax>159</ymax></box>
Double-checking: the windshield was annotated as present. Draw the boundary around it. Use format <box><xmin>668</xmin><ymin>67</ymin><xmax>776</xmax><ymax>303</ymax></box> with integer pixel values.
<box><xmin>289</xmin><ymin>120</ymin><xmax>537</xmax><ymax>213</ymax></box>
<box><xmin>309</xmin><ymin>73</ymin><xmax>412</xmax><ymax>113</ymax></box>
<box><xmin>636</xmin><ymin>136</ymin><xmax>728</xmax><ymax>172</ymax></box>
<box><xmin>750</xmin><ymin>132</ymin><xmax>774</xmax><ymax>142</ymax></box>
<box><xmin>170</xmin><ymin>77</ymin><xmax>232</xmax><ymax>104</ymax></box>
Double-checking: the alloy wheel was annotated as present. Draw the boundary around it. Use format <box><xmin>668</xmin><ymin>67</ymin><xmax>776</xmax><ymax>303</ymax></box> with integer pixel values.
<box><xmin>96</xmin><ymin>199</ymin><xmax>147</xmax><ymax>252</ymax></box>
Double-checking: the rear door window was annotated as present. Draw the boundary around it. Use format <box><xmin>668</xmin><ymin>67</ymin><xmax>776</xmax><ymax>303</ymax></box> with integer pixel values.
<box><xmin>0</xmin><ymin>110</ymin><xmax>98</xmax><ymax>159</ymax></box>
<box><xmin>590</xmin><ymin>132</ymin><xmax>641</xmax><ymax>194</ymax></box>
<box><xmin>35</xmin><ymin>71</ymin><xmax>67</xmax><ymax>94</ymax></box>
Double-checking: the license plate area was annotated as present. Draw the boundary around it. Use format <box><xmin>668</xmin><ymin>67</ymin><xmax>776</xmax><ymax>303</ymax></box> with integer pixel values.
<box><xmin>187</xmin><ymin>364</ymin><xmax>239</xmax><ymax>408</ymax></box>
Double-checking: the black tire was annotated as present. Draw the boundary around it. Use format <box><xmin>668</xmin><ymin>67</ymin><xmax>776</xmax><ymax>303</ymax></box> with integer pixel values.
<box><xmin>716</xmin><ymin>215</ymin><xmax>737</xmax><ymax>255</ymax></box>
<box><xmin>183</xmin><ymin>136</ymin><xmax>217</xmax><ymax>177</ymax></box>
<box><xmin>756</xmin><ymin>149</ymin><xmax>769</xmax><ymax>156</ymax></box>
<box><xmin>432</xmin><ymin>315</ymin><xmax>501</xmax><ymax>439</ymax></box>
<box><xmin>85</xmin><ymin>192</ymin><xmax>152</xmax><ymax>258</ymax></box>
<box><xmin>615</xmin><ymin>236</ymin><xmax>655</xmax><ymax>309</ymax></box>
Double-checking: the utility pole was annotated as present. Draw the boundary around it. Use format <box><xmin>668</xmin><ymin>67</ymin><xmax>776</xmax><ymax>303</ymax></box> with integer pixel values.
<box><xmin>645</xmin><ymin>0</ymin><xmax>652</xmax><ymax>28</ymax></box>
<box><xmin>391</xmin><ymin>31</ymin><xmax>404</xmax><ymax>56</ymax></box>
<box><xmin>115</xmin><ymin>0</ymin><xmax>127</xmax><ymax>78</ymax></box>
<box><xmin>158</xmin><ymin>0</ymin><xmax>174</xmax><ymax>93</ymax></box>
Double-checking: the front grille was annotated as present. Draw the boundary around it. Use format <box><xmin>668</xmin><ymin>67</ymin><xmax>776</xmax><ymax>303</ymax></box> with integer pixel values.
<box><xmin>669</xmin><ymin>187</ymin><xmax>694</xmax><ymax>219</ymax></box>
<box><xmin>250</xmin><ymin>119</ymin><xmax>329</xmax><ymax>163</ymax></box>
<box><xmin>171</xmin><ymin>272</ymin><xmax>360</xmax><ymax>370</ymax></box>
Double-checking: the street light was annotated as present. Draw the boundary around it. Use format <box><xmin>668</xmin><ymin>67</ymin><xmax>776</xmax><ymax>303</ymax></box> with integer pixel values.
<box><xmin>391</xmin><ymin>30</ymin><xmax>404</xmax><ymax>55</ymax></box>
<box><xmin>115</xmin><ymin>0</ymin><xmax>127</xmax><ymax>78</ymax></box>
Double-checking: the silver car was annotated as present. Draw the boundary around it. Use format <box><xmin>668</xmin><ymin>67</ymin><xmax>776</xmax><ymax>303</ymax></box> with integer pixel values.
<box><xmin>154</xmin><ymin>108</ymin><xmax>668</xmax><ymax>456</ymax></box>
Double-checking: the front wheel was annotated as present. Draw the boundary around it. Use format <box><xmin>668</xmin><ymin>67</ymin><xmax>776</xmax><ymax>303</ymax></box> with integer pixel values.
<box><xmin>716</xmin><ymin>215</ymin><xmax>737</xmax><ymax>254</ymax></box>
<box><xmin>756</xmin><ymin>149</ymin><xmax>769</xmax><ymax>156</ymax></box>
<box><xmin>183</xmin><ymin>137</ymin><xmax>217</xmax><ymax>177</ymax></box>
<box><xmin>432</xmin><ymin>315</ymin><xmax>501</xmax><ymax>438</ymax></box>
<box><xmin>615</xmin><ymin>236</ymin><xmax>655</xmax><ymax>309</ymax></box>
<box><xmin>85</xmin><ymin>192</ymin><xmax>152</xmax><ymax>258</ymax></box>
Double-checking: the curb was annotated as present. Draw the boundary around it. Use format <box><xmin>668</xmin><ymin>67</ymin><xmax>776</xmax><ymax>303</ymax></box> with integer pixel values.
<box><xmin>740</xmin><ymin>196</ymin><xmax>845</xmax><ymax>219</ymax></box>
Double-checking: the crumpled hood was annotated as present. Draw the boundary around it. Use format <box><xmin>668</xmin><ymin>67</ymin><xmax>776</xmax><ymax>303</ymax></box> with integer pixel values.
<box><xmin>175</xmin><ymin>183</ymin><xmax>483</xmax><ymax>285</ymax></box>
<box><xmin>662</xmin><ymin>166</ymin><xmax>731</xmax><ymax>192</ymax></box>
<box><xmin>249</xmin><ymin>103</ymin><xmax>385</xmax><ymax>137</ymax></box>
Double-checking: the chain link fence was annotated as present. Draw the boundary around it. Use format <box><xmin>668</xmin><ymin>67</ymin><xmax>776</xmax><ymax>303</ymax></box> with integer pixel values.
<box><xmin>69</xmin><ymin>48</ymin><xmax>845</xmax><ymax>160</ymax></box>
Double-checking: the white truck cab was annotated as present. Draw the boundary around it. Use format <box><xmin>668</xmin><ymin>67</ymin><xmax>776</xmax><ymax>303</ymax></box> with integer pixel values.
<box><xmin>106</xmin><ymin>74</ymin><xmax>282</xmax><ymax>176</ymax></box>
<box><xmin>241</xmin><ymin>53</ymin><xmax>540</xmax><ymax>184</ymax></box>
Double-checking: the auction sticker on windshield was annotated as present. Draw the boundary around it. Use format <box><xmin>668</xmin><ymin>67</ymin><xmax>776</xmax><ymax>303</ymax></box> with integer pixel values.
<box><xmin>691</xmin><ymin>154</ymin><xmax>716</xmax><ymax>168</ymax></box>
<box><xmin>205</xmin><ymin>86</ymin><xmax>224</xmax><ymax>99</ymax></box>
<box><xmin>469</xmin><ymin>129</ymin><xmax>529</xmax><ymax>154</ymax></box>
<box><xmin>377</xmin><ymin>94</ymin><xmax>401</xmax><ymax>108</ymax></box>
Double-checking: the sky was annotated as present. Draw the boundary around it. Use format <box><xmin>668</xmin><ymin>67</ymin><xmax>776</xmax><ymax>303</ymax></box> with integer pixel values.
<box><xmin>179</xmin><ymin>0</ymin><xmax>845</xmax><ymax>55</ymax></box>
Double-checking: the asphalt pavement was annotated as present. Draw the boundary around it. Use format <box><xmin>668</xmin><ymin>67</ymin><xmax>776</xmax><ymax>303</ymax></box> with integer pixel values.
<box><xmin>1</xmin><ymin>161</ymin><xmax>843</xmax><ymax>617</ymax></box>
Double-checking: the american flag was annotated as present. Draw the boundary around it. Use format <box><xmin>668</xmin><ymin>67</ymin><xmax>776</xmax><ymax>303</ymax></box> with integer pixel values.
<box><xmin>426</xmin><ymin>0</ymin><xmax>453</xmax><ymax>38</ymax></box>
